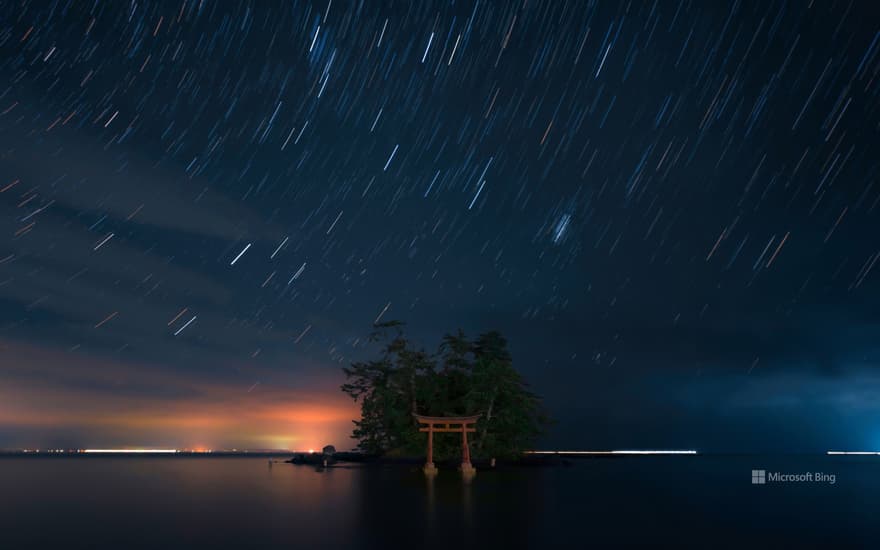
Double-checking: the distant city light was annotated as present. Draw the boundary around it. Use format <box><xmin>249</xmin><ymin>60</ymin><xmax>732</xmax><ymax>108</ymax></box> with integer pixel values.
<box><xmin>827</xmin><ymin>451</ymin><xmax>880</xmax><ymax>455</ymax></box>
<box><xmin>83</xmin><ymin>449</ymin><xmax>179</xmax><ymax>454</ymax></box>
<box><xmin>610</xmin><ymin>450</ymin><xmax>698</xmax><ymax>455</ymax></box>
<box><xmin>525</xmin><ymin>450</ymin><xmax>697</xmax><ymax>455</ymax></box>
<box><xmin>526</xmin><ymin>449</ymin><xmax>697</xmax><ymax>456</ymax></box>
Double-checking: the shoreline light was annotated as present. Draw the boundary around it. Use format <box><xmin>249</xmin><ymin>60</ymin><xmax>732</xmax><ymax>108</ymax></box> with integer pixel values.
<box><xmin>525</xmin><ymin>450</ymin><xmax>697</xmax><ymax>455</ymax></box>
<box><xmin>83</xmin><ymin>449</ymin><xmax>179</xmax><ymax>454</ymax></box>
<box><xmin>827</xmin><ymin>451</ymin><xmax>880</xmax><ymax>455</ymax></box>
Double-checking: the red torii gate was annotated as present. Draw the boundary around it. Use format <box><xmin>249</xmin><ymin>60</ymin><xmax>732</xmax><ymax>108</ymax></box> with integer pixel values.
<box><xmin>414</xmin><ymin>414</ymin><xmax>480</xmax><ymax>476</ymax></box>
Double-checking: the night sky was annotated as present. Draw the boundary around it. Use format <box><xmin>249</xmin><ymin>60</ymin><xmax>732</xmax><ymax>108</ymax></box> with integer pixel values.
<box><xmin>1</xmin><ymin>1</ymin><xmax>879</xmax><ymax>453</ymax></box>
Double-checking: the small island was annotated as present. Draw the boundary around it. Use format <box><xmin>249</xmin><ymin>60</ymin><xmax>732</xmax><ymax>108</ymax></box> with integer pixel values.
<box><xmin>289</xmin><ymin>321</ymin><xmax>552</xmax><ymax>473</ymax></box>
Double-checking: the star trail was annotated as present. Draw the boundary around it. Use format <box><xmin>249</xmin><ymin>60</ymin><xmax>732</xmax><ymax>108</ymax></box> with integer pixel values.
<box><xmin>0</xmin><ymin>0</ymin><xmax>879</xmax><ymax>451</ymax></box>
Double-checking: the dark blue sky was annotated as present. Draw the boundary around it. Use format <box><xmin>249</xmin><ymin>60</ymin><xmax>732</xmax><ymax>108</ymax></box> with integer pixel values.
<box><xmin>1</xmin><ymin>0</ymin><xmax>879</xmax><ymax>452</ymax></box>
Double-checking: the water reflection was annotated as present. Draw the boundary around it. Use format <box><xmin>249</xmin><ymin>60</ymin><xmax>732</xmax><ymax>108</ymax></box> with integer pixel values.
<box><xmin>461</xmin><ymin>471</ymin><xmax>473</xmax><ymax>531</ymax></box>
<box><xmin>425</xmin><ymin>473</ymin><xmax>436</xmax><ymax>540</ymax></box>
<box><xmin>1</xmin><ymin>456</ymin><xmax>875</xmax><ymax>548</ymax></box>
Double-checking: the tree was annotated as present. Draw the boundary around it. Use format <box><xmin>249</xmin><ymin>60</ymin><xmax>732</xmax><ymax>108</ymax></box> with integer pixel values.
<box><xmin>467</xmin><ymin>331</ymin><xmax>549</xmax><ymax>458</ymax></box>
<box><xmin>341</xmin><ymin>322</ymin><xmax>550</xmax><ymax>459</ymax></box>
<box><xmin>341</xmin><ymin>322</ymin><xmax>433</xmax><ymax>454</ymax></box>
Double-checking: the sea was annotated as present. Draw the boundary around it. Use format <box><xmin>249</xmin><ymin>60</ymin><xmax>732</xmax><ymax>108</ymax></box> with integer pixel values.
<box><xmin>1</xmin><ymin>454</ymin><xmax>877</xmax><ymax>548</ymax></box>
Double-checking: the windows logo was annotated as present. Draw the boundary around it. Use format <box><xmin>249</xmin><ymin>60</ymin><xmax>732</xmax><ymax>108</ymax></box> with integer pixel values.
<box><xmin>751</xmin><ymin>469</ymin><xmax>766</xmax><ymax>485</ymax></box>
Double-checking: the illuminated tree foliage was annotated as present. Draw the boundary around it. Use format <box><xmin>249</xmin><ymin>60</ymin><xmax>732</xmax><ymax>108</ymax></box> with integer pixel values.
<box><xmin>341</xmin><ymin>321</ymin><xmax>549</xmax><ymax>459</ymax></box>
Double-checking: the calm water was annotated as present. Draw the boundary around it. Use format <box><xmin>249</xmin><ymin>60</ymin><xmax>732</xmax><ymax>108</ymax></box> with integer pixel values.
<box><xmin>1</xmin><ymin>455</ymin><xmax>878</xmax><ymax>548</ymax></box>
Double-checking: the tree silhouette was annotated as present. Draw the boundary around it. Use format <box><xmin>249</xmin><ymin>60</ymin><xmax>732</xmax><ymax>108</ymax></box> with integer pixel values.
<box><xmin>341</xmin><ymin>322</ymin><xmax>550</xmax><ymax>459</ymax></box>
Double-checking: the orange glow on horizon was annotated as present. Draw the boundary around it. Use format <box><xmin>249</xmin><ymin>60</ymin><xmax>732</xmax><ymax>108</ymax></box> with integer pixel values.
<box><xmin>0</xmin><ymin>340</ymin><xmax>361</xmax><ymax>450</ymax></box>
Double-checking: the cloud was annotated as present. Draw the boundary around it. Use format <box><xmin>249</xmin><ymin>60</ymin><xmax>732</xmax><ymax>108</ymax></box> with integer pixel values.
<box><xmin>0</xmin><ymin>341</ymin><xmax>358</xmax><ymax>449</ymax></box>
<box><xmin>0</xmin><ymin>99</ymin><xmax>278</xmax><ymax>241</ymax></box>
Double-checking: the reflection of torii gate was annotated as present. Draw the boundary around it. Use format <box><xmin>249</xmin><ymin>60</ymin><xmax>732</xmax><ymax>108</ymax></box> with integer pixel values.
<box><xmin>414</xmin><ymin>414</ymin><xmax>480</xmax><ymax>476</ymax></box>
